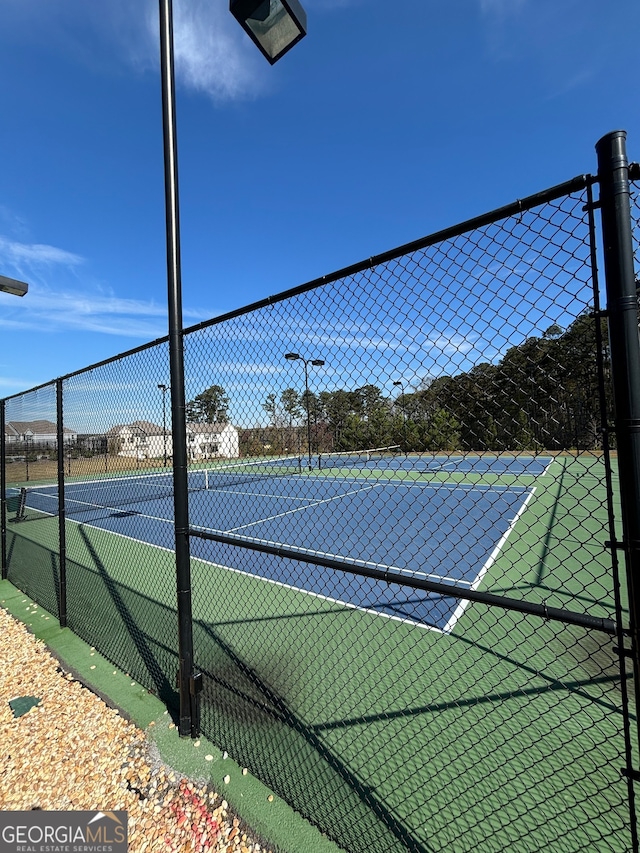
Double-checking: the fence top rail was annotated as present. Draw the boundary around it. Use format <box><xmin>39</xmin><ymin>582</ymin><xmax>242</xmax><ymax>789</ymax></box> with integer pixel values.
<box><xmin>184</xmin><ymin>172</ymin><xmax>596</xmax><ymax>335</ymax></box>
<box><xmin>1</xmin><ymin>172</ymin><xmax>595</xmax><ymax>403</ymax></box>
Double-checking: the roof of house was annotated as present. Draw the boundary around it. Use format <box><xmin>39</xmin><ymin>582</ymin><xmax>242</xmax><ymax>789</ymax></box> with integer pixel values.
<box><xmin>106</xmin><ymin>421</ymin><xmax>237</xmax><ymax>437</ymax></box>
<box><xmin>186</xmin><ymin>422</ymin><xmax>233</xmax><ymax>435</ymax></box>
<box><xmin>5</xmin><ymin>420</ymin><xmax>77</xmax><ymax>436</ymax></box>
<box><xmin>107</xmin><ymin>420</ymin><xmax>164</xmax><ymax>437</ymax></box>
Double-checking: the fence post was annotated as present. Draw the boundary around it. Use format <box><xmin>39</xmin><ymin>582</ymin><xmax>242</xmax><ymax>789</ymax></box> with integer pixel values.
<box><xmin>596</xmin><ymin>130</ymin><xmax>640</xmax><ymax>757</ymax></box>
<box><xmin>56</xmin><ymin>379</ymin><xmax>67</xmax><ymax>628</ymax></box>
<box><xmin>1</xmin><ymin>398</ymin><xmax>6</xmax><ymax>579</ymax></box>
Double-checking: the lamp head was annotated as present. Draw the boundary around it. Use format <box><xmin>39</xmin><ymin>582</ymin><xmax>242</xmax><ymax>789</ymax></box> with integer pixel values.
<box><xmin>230</xmin><ymin>0</ymin><xmax>307</xmax><ymax>65</ymax></box>
<box><xmin>311</xmin><ymin>360</ymin><xmax>324</xmax><ymax>367</ymax></box>
<box><xmin>0</xmin><ymin>274</ymin><xmax>28</xmax><ymax>297</ymax></box>
<box><xmin>284</xmin><ymin>352</ymin><xmax>301</xmax><ymax>361</ymax></box>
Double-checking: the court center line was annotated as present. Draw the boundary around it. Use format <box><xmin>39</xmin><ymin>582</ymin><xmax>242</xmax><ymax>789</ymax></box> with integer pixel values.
<box><xmin>221</xmin><ymin>482</ymin><xmax>385</xmax><ymax>534</ymax></box>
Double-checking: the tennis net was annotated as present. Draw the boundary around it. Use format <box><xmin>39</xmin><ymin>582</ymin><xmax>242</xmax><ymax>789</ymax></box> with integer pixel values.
<box><xmin>318</xmin><ymin>446</ymin><xmax>401</xmax><ymax>470</ymax></box>
<box><xmin>13</xmin><ymin>456</ymin><xmax>303</xmax><ymax>519</ymax></box>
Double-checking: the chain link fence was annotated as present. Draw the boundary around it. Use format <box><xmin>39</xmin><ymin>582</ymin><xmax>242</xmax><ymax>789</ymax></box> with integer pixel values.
<box><xmin>2</xmin><ymin>161</ymin><xmax>638</xmax><ymax>852</ymax></box>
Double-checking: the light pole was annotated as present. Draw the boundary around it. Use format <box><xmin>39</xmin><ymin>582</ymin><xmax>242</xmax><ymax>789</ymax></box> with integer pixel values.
<box><xmin>393</xmin><ymin>380</ymin><xmax>408</xmax><ymax>454</ymax></box>
<box><xmin>158</xmin><ymin>383</ymin><xmax>169</xmax><ymax>467</ymax></box>
<box><xmin>24</xmin><ymin>434</ymin><xmax>32</xmax><ymax>482</ymax></box>
<box><xmin>284</xmin><ymin>353</ymin><xmax>324</xmax><ymax>470</ymax></box>
<box><xmin>157</xmin><ymin>0</ymin><xmax>307</xmax><ymax>738</ymax></box>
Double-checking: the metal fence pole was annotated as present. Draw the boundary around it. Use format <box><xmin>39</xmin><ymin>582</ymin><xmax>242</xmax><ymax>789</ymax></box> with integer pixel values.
<box><xmin>596</xmin><ymin>130</ymin><xmax>640</xmax><ymax>766</ymax></box>
<box><xmin>56</xmin><ymin>379</ymin><xmax>67</xmax><ymax>627</ymax></box>
<box><xmin>158</xmin><ymin>0</ymin><xmax>200</xmax><ymax>738</ymax></box>
<box><xmin>1</xmin><ymin>398</ymin><xmax>6</xmax><ymax>579</ymax></box>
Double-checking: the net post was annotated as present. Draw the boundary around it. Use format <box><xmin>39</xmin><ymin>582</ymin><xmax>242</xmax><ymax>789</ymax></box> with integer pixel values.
<box><xmin>17</xmin><ymin>488</ymin><xmax>27</xmax><ymax>521</ymax></box>
<box><xmin>596</xmin><ymin>130</ymin><xmax>640</xmax><ymax>762</ymax></box>
<box><xmin>56</xmin><ymin>378</ymin><xmax>68</xmax><ymax>628</ymax></box>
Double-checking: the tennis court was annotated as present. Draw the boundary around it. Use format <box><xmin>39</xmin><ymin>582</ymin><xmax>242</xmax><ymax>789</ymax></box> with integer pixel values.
<box><xmin>13</xmin><ymin>453</ymin><xmax>550</xmax><ymax>632</ymax></box>
<box><xmin>4</xmin><ymin>452</ymin><xmax>626</xmax><ymax>853</ymax></box>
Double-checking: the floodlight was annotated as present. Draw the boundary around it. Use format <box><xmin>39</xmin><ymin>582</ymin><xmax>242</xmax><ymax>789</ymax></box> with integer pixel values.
<box><xmin>230</xmin><ymin>0</ymin><xmax>307</xmax><ymax>65</ymax></box>
<box><xmin>0</xmin><ymin>275</ymin><xmax>28</xmax><ymax>297</ymax></box>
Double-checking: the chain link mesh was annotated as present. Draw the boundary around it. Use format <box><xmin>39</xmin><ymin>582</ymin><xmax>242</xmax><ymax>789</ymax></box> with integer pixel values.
<box><xmin>2</xmin><ymin>183</ymin><xmax>634</xmax><ymax>852</ymax></box>
<box><xmin>632</xmin><ymin>177</ymin><xmax>640</xmax><ymax>294</ymax></box>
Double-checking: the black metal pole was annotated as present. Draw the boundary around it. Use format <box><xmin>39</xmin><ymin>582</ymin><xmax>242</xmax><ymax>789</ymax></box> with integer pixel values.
<box><xmin>596</xmin><ymin>130</ymin><xmax>640</xmax><ymax>757</ymax></box>
<box><xmin>56</xmin><ymin>379</ymin><xmax>67</xmax><ymax>628</ymax></box>
<box><xmin>158</xmin><ymin>0</ymin><xmax>200</xmax><ymax>738</ymax></box>
<box><xmin>402</xmin><ymin>400</ymin><xmax>407</xmax><ymax>454</ymax></box>
<box><xmin>394</xmin><ymin>381</ymin><xmax>408</xmax><ymax>453</ymax></box>
<box><xmin>303</xmin><ymin>360</ymin><xmax>312</xmax><ymax>470</ymax></box>
<box><xmin>163</xmin><ymin>390</ymin><xmax>168</xmax><ymax>467</ymax></box>
<box><xmin>1</xmin><ymin>399</ymin><xmax>6</xmax><ymax>579</ymax></box>
<box><xmin>190</xmin><ymin>526</ymin><xmax>617</xmax><ymax>635</ymax></box>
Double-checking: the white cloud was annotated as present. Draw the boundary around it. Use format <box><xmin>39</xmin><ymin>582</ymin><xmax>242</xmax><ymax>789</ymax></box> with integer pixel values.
<box><xmin>0</xmin><ymin>375</ymin><xmax>38</xmax><ymax>390</ymax></box>
<box><xmin>79</xmin><ymin>0</ymin><xmax>266</xmax><ymax>103</ymax></box>
<box><xmin>0</xmin><ymin>293</ymin><xmax>165</xmax><ymax>339</ymax></box>
<box><xmin>169</xmin><ymin>1</ymin><xmax>264</xmax><ymax>101</ymax></box>
<box><xmin>0</xmin><ymin>224</ymin><xmax>217</xmax><ymax>342</ymax></box>
<box><xmin>0</xmin><ymin>228</ymin><xmax>217</xmax><ymax>337</ymax></box>
<box><xmin>0</xmin><ymin>0</ymin><xmax>267</xmax><ymax>103</ymax></box>
<box><xmin>0</xmin><ymin>236</ymin><xmax>84</xmax><ymax>273</ymax></box>
<box><xmin>0</xmin><ymin>282</ymin><xmax>213</xmax><ymax>338</ymax></box>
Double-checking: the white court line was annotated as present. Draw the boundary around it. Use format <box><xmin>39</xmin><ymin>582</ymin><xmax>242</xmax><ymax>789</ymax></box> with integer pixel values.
<box><xmin>199</xmin><ymin>486</ymin><xmax>315</xmax><ymax>502</ymax></box>
<box><xmin>27</xmin><ymin>479</ymin><xmax>534</xmax><ymax>634</ymax></box>
<box><xmin>188</xmin><ymin>559</ymin><xmax>450</xmax><ymax>634</ymax></box>
<box><xmin>188</xmin><ymin>525</ymin><xmax>474</xmax><ymax>587</ymax></box>
<box><xmin>35</xmin><ymin>481</ymin><xmax>466</xmax><ymax>585</ymax></box>
<box><xmin>222</xmin><ymin>482</ymin><xmax>384</xmax><ymax>534</ymax></box>
<box><xmin>28</xmin><ymin>490</ymin><xmax>176</xmax><ymax>527</ymax></box>
<box><xmin>28</xmin><ymin>502</ymin><xmax>453</xmax><ymax>633</ymax></box>
<box><xmin>30</xmin><ymin>479</ymin><xmax>381</xmax><ymax>536</ymax></box>
<box><xmin>441</xmin><ymin>486</ymin><xmax>537</xmax><ymax>634</ymax></box>
<box><xmin>540</xmin><ymin>457</ymin><xmax>556</xmax><ymax>477</ymax></box>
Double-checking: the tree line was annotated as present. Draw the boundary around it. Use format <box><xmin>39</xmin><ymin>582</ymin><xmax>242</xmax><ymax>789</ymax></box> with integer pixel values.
<box><xmin>239</xmin><ymin>312</ymin><xmax>611</xmax><ymax>456</ymax></box>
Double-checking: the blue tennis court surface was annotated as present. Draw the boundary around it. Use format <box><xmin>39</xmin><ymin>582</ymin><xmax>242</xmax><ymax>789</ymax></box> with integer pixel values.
<box><xmin>22</xmin><ymin>457</ymin><xmax>544</xmax><ymax>632</ymax></box>
<box><xmin>320</xmin><ymin>453</ymin><xmax>552</xmax><ymax>476</ymax></box>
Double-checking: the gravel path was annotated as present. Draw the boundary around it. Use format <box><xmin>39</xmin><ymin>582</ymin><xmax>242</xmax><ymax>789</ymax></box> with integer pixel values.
<box><xmin>0</xmin><ymin>603</ymin><xmax>273</xmax><ymax>853</ymax></box>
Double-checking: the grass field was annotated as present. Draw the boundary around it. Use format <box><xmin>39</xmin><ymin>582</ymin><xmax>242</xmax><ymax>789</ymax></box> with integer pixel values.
<box><xmin>5</xmin><ymin>452</ymin><xmax>172</xmax><ymax>486</ymax></box>
<box><xmin>3</xmin><ymin>453</ymin><xmax>633</xmax><ymax>853</ymax></box>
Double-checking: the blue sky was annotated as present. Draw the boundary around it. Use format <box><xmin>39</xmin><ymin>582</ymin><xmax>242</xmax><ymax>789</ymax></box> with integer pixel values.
<box><xmin>0</xmin><ymin>0</ymin><xmax>638</xmax><ymax>405</ymax></box>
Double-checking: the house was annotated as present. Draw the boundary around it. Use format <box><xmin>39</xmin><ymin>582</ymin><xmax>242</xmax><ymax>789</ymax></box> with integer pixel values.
<box><xmin>106</xmin><ymin>421</ymin><xmax>164</xmax><ymax>460</ymax></box>
<box><xmin>107</xmin><ymin>420</ymin><xmax>239</xmax><ymax>461</ymax></box>
<box><xmin>186</xmin><ymin>422</ymin><xmax>239</xmax><ymax>460</ymax></box>
<box><xmin>4</xmin><ymin>419</ymin><xmax>78</xmax><ymax>449</ymax></box>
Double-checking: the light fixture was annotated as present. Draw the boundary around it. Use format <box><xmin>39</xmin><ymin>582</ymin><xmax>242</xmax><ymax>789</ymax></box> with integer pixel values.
<box><xmin>0</xmin><ymin>275</ymin><xmax>28</xmax><ymax>297</ymax></box>
<box><xmin>230</xmin><ymin>0</ymin><xmax>307</xmax><ymax>65</ymax></box>
<box><xmin>283</xmin><ymin>352</ymin><xmax>325</xmax><ymax>469</ymax></box>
